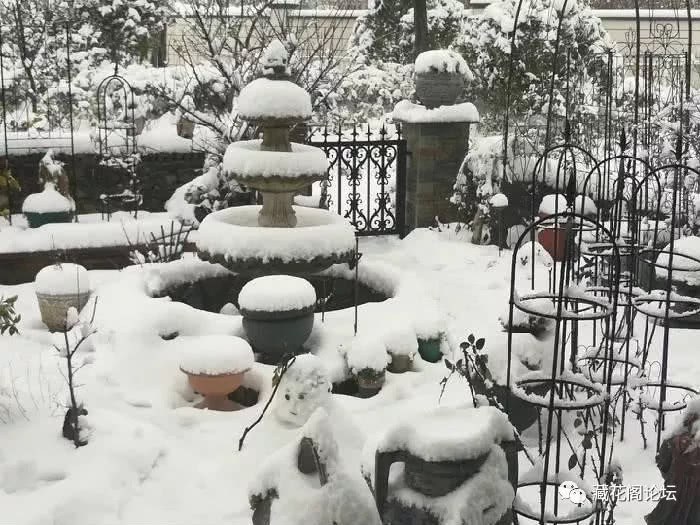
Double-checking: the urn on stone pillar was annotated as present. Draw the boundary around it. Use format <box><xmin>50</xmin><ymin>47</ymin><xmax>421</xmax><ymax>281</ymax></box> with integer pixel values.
<box><xmin>392</xmin><ymin>50</ymin><xmax>479</xmax><ymax>233</ymax></box>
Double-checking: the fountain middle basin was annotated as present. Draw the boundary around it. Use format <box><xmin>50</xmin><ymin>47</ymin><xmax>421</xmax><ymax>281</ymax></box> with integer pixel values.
<box><xmin>197</xmin><ymin>205</ymin><xmax>356</xmax><ymax>275</ymax></box>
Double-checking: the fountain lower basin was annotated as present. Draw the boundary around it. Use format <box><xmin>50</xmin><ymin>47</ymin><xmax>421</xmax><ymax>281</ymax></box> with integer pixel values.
<box><xmin>197</xmin><ymin>205</ymin><xmax>356</xmax><ymax>275</ymax></box>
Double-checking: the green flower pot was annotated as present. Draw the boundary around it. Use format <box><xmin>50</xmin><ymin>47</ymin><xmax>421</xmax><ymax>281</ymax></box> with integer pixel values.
<box><xmin>25</xmin><ymin>211</ymin><xmax>73</xmax><ymax>228</ymax></box>
<box><xmin>418</xmin><ymin>337</ymin><xmax>442</xmax><ymax>363</ymax></box>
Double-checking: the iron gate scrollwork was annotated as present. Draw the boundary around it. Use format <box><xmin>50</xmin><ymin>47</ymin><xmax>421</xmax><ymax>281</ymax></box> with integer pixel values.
<box><xmin>307</xmin><ymin>124</ymin><xmax>407</xmax><ymax>237</ymax></box>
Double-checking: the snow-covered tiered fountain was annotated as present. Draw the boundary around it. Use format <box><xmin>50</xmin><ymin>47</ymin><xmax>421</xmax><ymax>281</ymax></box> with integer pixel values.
<box><xmin>196</xmin><ymin>41</ymin><xmax>356</xmax><ymax>276</ymax></box>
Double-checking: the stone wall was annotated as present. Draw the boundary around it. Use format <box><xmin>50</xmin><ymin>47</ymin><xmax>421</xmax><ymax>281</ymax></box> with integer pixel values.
<box><xmin>6</xmin><ymin>152</ymin><xmax>205</xmax><ymax>215</ymax></box>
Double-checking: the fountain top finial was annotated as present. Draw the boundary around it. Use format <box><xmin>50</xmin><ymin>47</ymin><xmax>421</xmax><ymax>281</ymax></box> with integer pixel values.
<box><xmin>262</xmin><ymin>39</ymin><xmax>290</xmax><ymax>79</ymax></box>
<box><xmin>237</xmin><ymin>40</ymin><xmax>311</xmax><ymax>123</ymax></box>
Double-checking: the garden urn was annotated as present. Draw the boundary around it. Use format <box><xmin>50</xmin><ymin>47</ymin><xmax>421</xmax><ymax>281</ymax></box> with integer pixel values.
<box><xmin>413</xmin><ymin>50</ymin><xmax>473</xmax><ymax>109</ymax></box>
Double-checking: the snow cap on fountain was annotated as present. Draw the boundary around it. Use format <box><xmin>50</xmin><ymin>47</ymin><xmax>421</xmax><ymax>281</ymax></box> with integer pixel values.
<box><xmin>262</xmin><ymin>39</ymin><xmax>289</xmax><ymax>76</ymax></box>
<box><xmin>237</xmin><ymin>41</ymin><xmax>312</xmax><ymax>121</ymax></box>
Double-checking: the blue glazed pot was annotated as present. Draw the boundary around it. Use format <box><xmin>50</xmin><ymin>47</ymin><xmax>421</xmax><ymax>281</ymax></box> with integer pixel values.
<box><xmin>241</xmin><ymin>305</ymin><xmax>314</xmax><ymax>365</ymax></box>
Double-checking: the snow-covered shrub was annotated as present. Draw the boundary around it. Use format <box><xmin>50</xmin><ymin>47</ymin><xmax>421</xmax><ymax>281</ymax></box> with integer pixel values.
<box><xmin>456</xmin><ymin>0</ymin><xmax>610</xmax><ymax>125</ymax></box>
<box><xmin>349</xmin><ymin>0</ymin><xmax>464</xmax><ymax>64</ymax></box>
<box><xmin>331</xmin><ymin>62</ymin><xmax>414</xmax><ymax>123</ymax></box>
<box><xmin>0</xmin><ymin>0</ymin><xmax>167</xmax><ymax>131</ymax></box>
<box><xmin>0</xmin><ymin>296</ymin><xmax>21</xmax><ymax>336</ymax></box>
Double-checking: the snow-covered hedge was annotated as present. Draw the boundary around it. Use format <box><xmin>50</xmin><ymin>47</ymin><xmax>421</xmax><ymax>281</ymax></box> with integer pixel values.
<box><xmin>456</xmin><ymin>0</ymin><xmax>610</xmax><ymax>125</ymax></box>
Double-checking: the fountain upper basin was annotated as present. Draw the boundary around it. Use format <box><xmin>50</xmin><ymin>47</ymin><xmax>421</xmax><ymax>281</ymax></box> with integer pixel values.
<box><xmin>223</xmin><ymin>140</ymin><xmax>327</xmax><ymax>192</ymax></box>
<box><xmin>196</xmin><ymin>205</ymin><xmax>356</xmax><ymax>275</ymax></box>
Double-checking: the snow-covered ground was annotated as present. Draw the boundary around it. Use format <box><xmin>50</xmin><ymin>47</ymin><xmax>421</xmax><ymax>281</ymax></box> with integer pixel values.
<box><xmin>0</xmin><ymin>228</ymin><xmax>695</xmax><ymax>524</ymax></box>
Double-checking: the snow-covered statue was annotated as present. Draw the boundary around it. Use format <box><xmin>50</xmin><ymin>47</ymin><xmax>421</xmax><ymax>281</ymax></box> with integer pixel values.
<box><xmin>274</xmin><ymin>354</ymin><xmax>332</xmax><ymax>428</ymax></box>
<box><xmin>250</xmin><ymin>408</ymin><xmax>381</xmax><ymax>525</ymax></box>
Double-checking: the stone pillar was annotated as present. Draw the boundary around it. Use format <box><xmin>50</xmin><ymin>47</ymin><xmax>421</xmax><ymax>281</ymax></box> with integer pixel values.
<box><xmin>400</xmin><ymin>120</ymin><xmax>473</xmax><ymax>231</ymax></box>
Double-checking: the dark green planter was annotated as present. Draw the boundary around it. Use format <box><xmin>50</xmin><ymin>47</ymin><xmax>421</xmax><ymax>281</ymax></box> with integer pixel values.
<box><xmin>240</xmin><ymin>305</ymin><xmax>314</xmax><ymax>365</ymax></box>
<box><xmin>418</xmin><ymin>337</ymin><xmax>442</xmax><ymax>363</ymax></box>
<box><xmin>25</xmin><ymin>211</ymin><xmax>73</xmax><ymax>228</ymax></box>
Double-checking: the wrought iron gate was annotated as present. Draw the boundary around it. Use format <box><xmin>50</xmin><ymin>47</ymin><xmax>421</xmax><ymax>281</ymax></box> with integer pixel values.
<box><xmin>307</xmin><ymin>124</ymin><xmax>407</xmax><ymax>237</ymax></box>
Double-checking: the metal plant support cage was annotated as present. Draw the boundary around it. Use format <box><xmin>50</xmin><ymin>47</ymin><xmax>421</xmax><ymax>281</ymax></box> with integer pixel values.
<box><xmin>95</xmin><ymin>73</ymin><xmax>143</xmax><ymax>219</ymax></box>
<box><xmin>499</xmin><ymin>0</ymin><xmax>699</xmax><ymax>523</ymax></box>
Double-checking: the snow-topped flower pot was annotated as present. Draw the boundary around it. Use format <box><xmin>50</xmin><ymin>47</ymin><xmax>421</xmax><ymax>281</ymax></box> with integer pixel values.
<box><xmin>22</xmin><ymin>182</ymin><xmax>74</xmax><ymax>228</ymax></box>
<box><xmin>537</xmin><ymin>194</ymin><xmax>569</xmax><ymax>262</ymax></box>
<box><xmin>388</xmin><ymin>353</ymin><xmax>412</xmax><ymax>373</ymax></box>
<box><xmin>239</xmin><ymin>275</ymin><xmax>316</xmax><ymax>365</ymax></box>
<box><xmin>417</xmin><ymin>336</ymin><xmax>443</xmax><ymax>363</ymax></box>
<box><xmin>384</xmin><ymin>325</ymin><xmax>418</xmax><ymax>373</ymax></box>
<box><xmin>345</xmin><ymin>336</ymin><xmax>390</xmax><ymax>398</ymax></box>
<box><xmin>414</xmin><ymin>50</ymin><xmax>472</xmax><ymax>109</ymax></box>
<box><xmin>34</xmin><ymin>263</ymin><xmax>90</xmax><ymax>332</ymax></box>
<box><xmin>179</xmin><ymin>335</ymin><xmax>254</xmax><ymax>411</ymax></box>
<box><xmin>356</xmin><ymin>368</ymin><xmax>386</xmax><ymax>398</ymax></box>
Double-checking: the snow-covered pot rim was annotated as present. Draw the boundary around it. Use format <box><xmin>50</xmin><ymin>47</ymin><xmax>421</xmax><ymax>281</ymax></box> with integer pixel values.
<box><xmin>178</xmin><ymin>367</ymin><xmax>251</xmax><ymax>378</ymax></box>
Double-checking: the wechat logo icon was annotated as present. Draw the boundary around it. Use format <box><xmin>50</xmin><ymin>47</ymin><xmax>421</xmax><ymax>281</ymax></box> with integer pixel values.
<box><xmin>559</xmin><ymin>481</ymin><xmax>586</xmax><ymax>506</ymax></box>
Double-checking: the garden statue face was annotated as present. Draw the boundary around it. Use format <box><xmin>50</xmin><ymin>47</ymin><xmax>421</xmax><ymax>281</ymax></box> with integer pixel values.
<box><xmin>274</xmin><ymin>355</ymin><xmax>332</xmax><ymax>427</ymax></box>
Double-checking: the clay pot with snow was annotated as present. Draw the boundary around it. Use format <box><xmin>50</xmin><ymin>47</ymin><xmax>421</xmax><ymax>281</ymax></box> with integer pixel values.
<box><xmin>356</xmin><ymin>368</ymin><xmax>386</xmax><ymax>398</ymax></box>
<box><xmin>413</xmin><ymin>306</ymin><xmax>446</xmax><ymax>364</ymax></box>
<box><xmin>22</xmin><ymin>182</ymin><xmax>74</xmax><ymax>228</ymax></box>
<box><xmin>238</xmin><ymin>275</ymin><xmax>316</xmax><ymax>365</ymax></box>
<box><xmin>35</xmin><ymin>263</ymin><xmax>90</xmax><ymax>332</ymax></box>
<box><xmin>384</xmin><ymin>325</ymin><xmax>418</xmax><ymax>374</ymax></box>
<box><xmin>346</xmin><ymin>336</ymin><xmax>390</xmax><ymax>398</ymax></box>
<box><xmin>537</xmin><ymin>193</ymin><xmax>569</xmax><ymax>262</ymax></box>
<box><xmin>413</xmin><ymin>50</ymin><xmax>473</xmax><ymax>109</ymax></box>
<box><xmin>179</xmin><ymin>335</ymin><xmax>254</xmax><ymax>411</ymax></box>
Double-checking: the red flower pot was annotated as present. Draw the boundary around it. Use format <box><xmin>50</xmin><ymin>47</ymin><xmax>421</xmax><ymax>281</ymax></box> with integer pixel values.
<box><xmin>538</xmin><ymin>226</ymin><xmax>568</xmax><ymax>262</ymax></box>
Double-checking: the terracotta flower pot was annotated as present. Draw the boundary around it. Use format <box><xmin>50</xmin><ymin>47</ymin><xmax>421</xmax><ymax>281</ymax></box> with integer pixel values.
<box><xmin>537</xmin><ymin>227</ymin><xmax>568</xmax><ymax>262</ymax></box>
<box><xmin>181</xmin><ymin>369</ymin><xmax>248</xmax><ymax>411</ymax></box>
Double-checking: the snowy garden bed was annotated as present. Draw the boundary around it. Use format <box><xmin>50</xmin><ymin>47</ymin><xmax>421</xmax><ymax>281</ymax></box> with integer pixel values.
<box><xmin>0</xmin><ymin>227</ymin><xmax>690</xmax><ymax>524</ymax></box>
